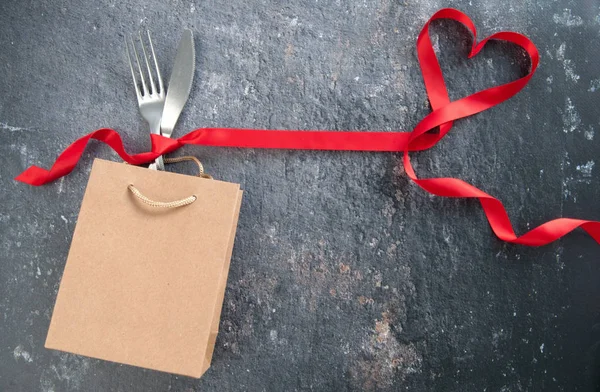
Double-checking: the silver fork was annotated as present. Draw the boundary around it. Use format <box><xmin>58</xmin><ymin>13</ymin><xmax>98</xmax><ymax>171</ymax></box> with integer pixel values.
<box><xmin>125</xmin><ymin>31</ymin><xmax>165</xmax><ymax>170</ymax></box>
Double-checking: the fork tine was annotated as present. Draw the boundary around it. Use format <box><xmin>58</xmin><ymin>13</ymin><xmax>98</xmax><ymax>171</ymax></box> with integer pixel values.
<box><xmin>125</xmin><ymin>37</ymin><xmax>142</xmax><ymax>101</ymax></box>
<box><xmin>130</xmin><ymin>35</ymin><xmax>149</xmax><ymax>96</ymax></box>
<box><xmin>146</xmin><ymin>30</ymin><xmax>163</xmax><ymax>94</ymax></box>
<box><xmin>139</xmin><ymin>31</ymin><xmax>156</xmax><ymax>95</ymax></box>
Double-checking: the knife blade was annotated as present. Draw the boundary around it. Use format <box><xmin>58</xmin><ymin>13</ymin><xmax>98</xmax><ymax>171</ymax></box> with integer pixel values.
<box><xmin>161</xmin><ymin>29</ymin><xmax>195</xmax><ymax>139</ymax></box>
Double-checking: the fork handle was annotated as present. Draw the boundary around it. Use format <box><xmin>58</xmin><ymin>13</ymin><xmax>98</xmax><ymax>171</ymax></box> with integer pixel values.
<box><xmin>154</xmin><ymin>155</ymin><xmax>165</xmax><ymax>170</ymax></box>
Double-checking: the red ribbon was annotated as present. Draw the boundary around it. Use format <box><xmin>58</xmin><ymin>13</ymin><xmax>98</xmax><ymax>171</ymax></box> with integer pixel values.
<box><xmin>15</xmin><ymin>8</ymin><xmax>600</xmax><ymax>246</ymax></box>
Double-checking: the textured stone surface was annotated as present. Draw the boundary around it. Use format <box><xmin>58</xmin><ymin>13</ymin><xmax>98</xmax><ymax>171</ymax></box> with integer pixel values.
<box><xmin>1</xmin><ymin>0</ymin><xmax>599</xmax><ymax>391</ymax></box>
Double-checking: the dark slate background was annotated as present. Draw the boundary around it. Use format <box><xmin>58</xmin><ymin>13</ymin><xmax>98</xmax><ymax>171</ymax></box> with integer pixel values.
<box><xmin>1</xmin><ymin>0</ymin><xmax>599</xmax><ymax>391</ymax></box>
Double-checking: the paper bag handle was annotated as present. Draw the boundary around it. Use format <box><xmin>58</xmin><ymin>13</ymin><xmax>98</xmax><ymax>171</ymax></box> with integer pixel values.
<box><xmin>126</xmin><ymin>155</ymin><xmax>213</xmax><ymax>208</ymax></box>
<box><xmin>164</xmin><ymin>156</ymin><xmax>213</xmax><ymax>179</ymax></box>
<box><xmin>128</xmin><ymin>184</ymin><xmax>197</xmax><ymax>208</ymax></box>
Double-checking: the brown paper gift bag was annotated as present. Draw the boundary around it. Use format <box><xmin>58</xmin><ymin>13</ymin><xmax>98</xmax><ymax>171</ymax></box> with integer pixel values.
<box><xmin>45</xmin><ymin>159</ymin><xmax>243</xmax><ymax>378</ymax></box>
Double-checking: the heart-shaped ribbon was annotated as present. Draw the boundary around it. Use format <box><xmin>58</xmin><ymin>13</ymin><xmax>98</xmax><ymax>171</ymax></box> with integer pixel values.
<box><xmin>15</xmin><ymin>8</ymin><xmax>600</xmax><ymax>246</ymax></box>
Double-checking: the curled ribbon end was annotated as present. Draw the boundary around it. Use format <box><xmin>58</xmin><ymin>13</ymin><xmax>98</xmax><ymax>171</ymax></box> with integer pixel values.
<box><xmin>15</xmin><ymin>166</ymin><xmax>52</xmax><ymax>186</ymax></box>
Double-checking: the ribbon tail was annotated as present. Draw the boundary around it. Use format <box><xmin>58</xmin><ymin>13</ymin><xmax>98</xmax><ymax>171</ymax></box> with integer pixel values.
<box><xmin>15</xmin><ymin>129</ymin><xmax>179</xmax><ymax>186</ymax></box>
<box><xmin>15</xmin><ymin>166</ymin><xmax>53</xmax><ymax>187</ymax></box>
<box><xmin>402</xmin><ymin>8</ymin><xmax>600</xmax><ymax>246</ymax></box>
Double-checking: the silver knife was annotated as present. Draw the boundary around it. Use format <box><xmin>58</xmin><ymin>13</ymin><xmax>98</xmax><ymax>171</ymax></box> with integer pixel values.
<box><xmin>156</xmin><ymin>29</ymin><xmax>195</xmax><ymax>169</ymax></box>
